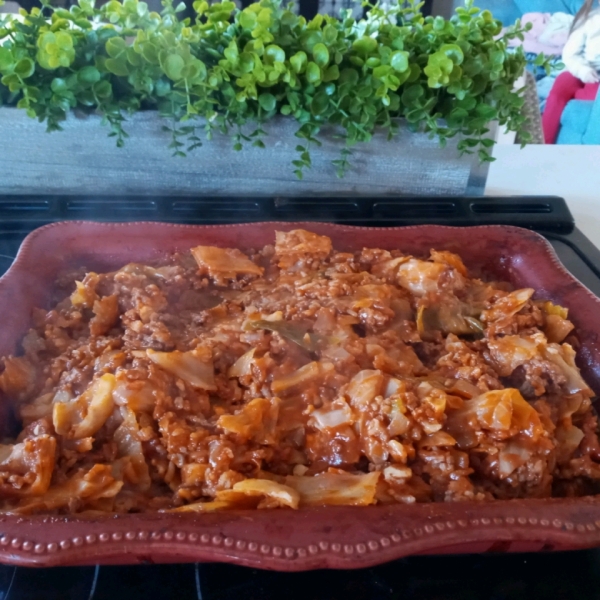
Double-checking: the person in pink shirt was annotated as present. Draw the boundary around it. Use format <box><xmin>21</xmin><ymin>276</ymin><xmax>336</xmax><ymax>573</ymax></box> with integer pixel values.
<box><xmin>543</xmin><ymin>0</ymin><xmax>600</xmax><ymax>143</ymax></box>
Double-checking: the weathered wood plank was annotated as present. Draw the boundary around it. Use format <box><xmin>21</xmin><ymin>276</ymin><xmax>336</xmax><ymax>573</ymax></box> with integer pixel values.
<box><xmin>0</xmin><ymin>108</ymin><xmax>489</xmax><ymax>196</ymax></box>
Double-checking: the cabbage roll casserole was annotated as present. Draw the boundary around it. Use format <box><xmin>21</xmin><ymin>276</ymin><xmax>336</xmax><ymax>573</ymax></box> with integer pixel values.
<box><xmin>0</xmin><ymin>229</ymin><xmax>599</xmax><ymax>515</ymax></box>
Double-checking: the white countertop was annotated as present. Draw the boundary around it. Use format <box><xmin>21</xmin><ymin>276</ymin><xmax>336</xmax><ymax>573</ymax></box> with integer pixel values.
<box><xmin>486</xmin><ymin>145</ymin><xmax>600</xmax><ymax>246</ymax></box>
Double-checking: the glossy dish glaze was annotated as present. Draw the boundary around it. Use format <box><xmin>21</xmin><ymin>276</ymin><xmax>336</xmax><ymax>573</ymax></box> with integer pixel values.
<box><xmin>1</xmin><ymin>221</ymin><xmax>600</xmax><ymax>569</ymax></box>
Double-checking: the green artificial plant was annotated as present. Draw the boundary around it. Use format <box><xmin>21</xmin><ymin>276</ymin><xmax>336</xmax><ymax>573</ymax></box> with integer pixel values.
<box><xmin>0</xmin><ymin>0</ymin><xmax>551</xmax><ymax>177</ymax></box>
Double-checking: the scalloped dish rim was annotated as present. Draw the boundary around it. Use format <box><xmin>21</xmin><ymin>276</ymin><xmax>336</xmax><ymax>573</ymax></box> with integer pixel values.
<box><xmin>0</xmin><ymin>221</ymin><xmax>599</xmax><ymax>569</ymax></box>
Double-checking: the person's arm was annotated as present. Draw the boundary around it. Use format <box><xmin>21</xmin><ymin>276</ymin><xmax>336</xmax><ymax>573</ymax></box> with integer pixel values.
<box><xmin>562</xmin><ymin>24</ymin><xmax>600</xmax><ymax>83</ymax></box>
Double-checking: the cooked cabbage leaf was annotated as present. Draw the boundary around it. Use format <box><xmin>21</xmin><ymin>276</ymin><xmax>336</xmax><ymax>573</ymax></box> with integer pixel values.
<box><xmin>285</xmin><ymin>472</ymin><xmax>380</xmax><ymax>506</ymax></box>
<box><xmin>53</xmin><ymin>373</ymin><xmax>116</xmax><ymax>439</ymax></box>
<box><xmin>147</xmin><ymin>346</ymin><xmax>216</xmax><ymax>390</ymax></box>
<box><xmin>191</xmin><ymin>245</ymin><xmax>263</xmax><ymax>278</ymax></box>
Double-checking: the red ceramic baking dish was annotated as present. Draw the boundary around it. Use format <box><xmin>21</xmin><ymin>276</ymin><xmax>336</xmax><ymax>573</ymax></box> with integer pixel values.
<box><xmin>1</xmin><ymin>220</ymin><xmax>600</xmax><ymax>570</ymax></box>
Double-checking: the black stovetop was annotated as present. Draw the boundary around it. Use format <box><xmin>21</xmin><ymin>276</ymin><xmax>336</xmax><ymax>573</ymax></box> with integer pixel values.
<box><xmin>0</xmin><ymin>195</ymin><xmax>598</xmax><ymax>600</ymax></box>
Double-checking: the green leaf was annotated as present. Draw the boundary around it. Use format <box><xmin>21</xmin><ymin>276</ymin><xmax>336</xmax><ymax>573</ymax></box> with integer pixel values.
<box><xmin>93</xmin><ymin>80</ymin><xmax>112</xmax><ymax>99</ymax></box>
<box><xmin>14</xmin><ymin>58</ymin><xmax>34</xmax><ymax>78</ymax></box>
<box><xmin>390</xmin><ymin>51</ymin><xmax>409</xmax><ymax>73</ymax></box>
<box><xmin>306</xmin><ymin>61</ymin><xmax>321</xmax><ymax>84</ymax></box>
<box><xmin>475</xmin><ymin>103</ymin><xmax>497</xmax><ymax>119</ymax></box>
<box><xmin>447</xmin><ymin>107</ymin><xmax>468</xmax><ymax>126</ymax></box>
<box><xmin>51</xmin><ymin>77</ymin><xmax>68</xmax><ymax>93</ymax></box>
<box><xmin>55</xmin><ymin>31</ymin><xmax>74</xmax><ymax>51</ymax></box>
<box><xmin>239</xmin><ymin>9</ymin><xmax>256</xmax><ymax>29</ymax></box>
<box><xmin>105</xmin><ymin>57</ymin><xmax>130</xmax><ymax>77</ymax></box>
<box><xmin>440</xmin><ymin>44</ymin><xmax>464</xmax><ymax>65</ymax></box>
<box><xmin>224</xmin><ymin>41</ymin><xmax>238</xmax><ymax>63</ymax></box>
<box><xmin>106</xmin><ymin>36</ymin><xmax>127</xmax><ymax>59</ymax></box>
<box><xmin>312</xmin><ymin>43</ymin><xmax>329</xmax><ymax>68</ymax></box>
<box><xmin>265</xmin><ymin>44</ymin><xmax>285</xmax><ymax>64</ymax></box>
<box><xmin>78</xmin><ymin>65</ymin><xmax>101</xmax><ymax>84</ymax></box>
<box><xmin>491</xmin><ymin>49</ymin><xmax>505</xmax><ymax>66</ymax></box>
<box><xmin>322</xmin><ymin>65</ymin><xmax>339</xmax><ymax>82</ymax></box>
<box><xmin>0</xmin><ymin>48</ymin><xmax>13</xmax><ymax>72</ymax></box>
<box><xmin>161</xmin><ymin>53</ymin><xmax>185</xmax><ymax>81</ymax></box>
<box><xmin>300</xmin><ymin>30</ymin><xmax>322</xmax><ymax>53</ymax></box>
<box><xmin>457</xmin><ymin>95</ymin><xmax>477</xmax><ymax>111</ymax></box>
<box><xmin>339</xmin><ymin>68</ymin><xmax>359</xmax><ymax>85</ymax></box>
<box><xmin>352</xmin><ymin>36</ymin><xmax>377</xmax><ymax>56</ymax></box>
<box><xmin>258</xmin><ymin>92</ymin><xmax>276</xmax><ymax>111</ymax></box>
<box><xmin>290</xmin><ymin>51</ymin><xmax>307</xmax><ymax>74</ymax></box>
<box><xmin>375</xmin><ymin>84</ymin><xmax>387</xmax><ymax>98</ymax></box>
<box><xmin>239</xmin><ymin>52</ymin><xmax>255</xmax><ymax>73</ymax></box>
<box><xmin>311</xmin><ymin>91</ymin><xmax>329</xmax><ymax>115</ymax></box>
<box><xmin>257</xmin><ymin>7</ymin><xmax>272</xmax><ymax>26</ymax></box>
<box><xmin>155</xmin><ymin>79</ymin><xmax>170</xmax><ymax>97</ymax></box>
<box><xmin>373</xmin><ymin>65</ymin><xmax>392</xmax><ymax>80</ymax></box>
<box><xmin>141</xmin><ymin>43</ymin><xmax>160</xmax><ymax>64</ymax></box>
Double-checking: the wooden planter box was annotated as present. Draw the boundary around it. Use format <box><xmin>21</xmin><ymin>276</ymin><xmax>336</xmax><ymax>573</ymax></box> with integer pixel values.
<box><xmin>0</xmin><ymin>107</ymin><xmax>492</xmax><ymax>197</ymax></box>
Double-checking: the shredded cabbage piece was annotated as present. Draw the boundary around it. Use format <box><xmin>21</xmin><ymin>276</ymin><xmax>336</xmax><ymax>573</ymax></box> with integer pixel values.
<box><xmin>147</xmin><ymin>346</ymin><xmax>216</xmax><ymax>390</ymax></box>
<box><xmin>275</xmin><ymin>230</ymin><xmax>332</xmax><ymax>269</ymax></box>
<box><xmin>429</xmin><ymin>249</ymin><xmax>468</xmax><ymax>277</ymax></box>
<box><xmin>20</xmin><ymin>392</ymin><xmax>54</xmax><ymax>425</ymax></box>
<box><xmin>447</xmin><ymin>388</ymin><xmax>544</xmax><ymax>443</ymax></box>
<box><xmin>0</xmin><ymin>356</ymin><xmax>36</xmax><ymax>400</ymax></box>
<box><xmin>90</xmin><ymin>294</ymin><xmax>119</xmax><ymax>337</ymax></box>
<box><xmin>231</xmin><ymin>478</ymin><xmax>300</xmax><ymax>508</ymax></box>
<box><xmin>53</xmin><ymin>374</ymin><xmax>116</xmax><ymax>439</ymax></box>
<box><xmin>498</xmin><ymin>439</ymin><xmax>534</xmax><ymax>478</ymax></box>
<box><xmin>70</xmin><ymin>272</ymin><xmax>99</xmax><ymax>308</ymax></box>
<box><xmin>217</xmin><ymin>397</ymin><xmax>280</xmax><ymax>444</ymax></box>
<box><xmin>191</xmin><ymin>245</ymin><xmax>263</xmax><ymax>278</ymax></box>
<box><xmin>168</xmin><ymin>479</ymin><xmax>299</xmax><ymax>511</ymax></box>
<box><xmin>481</xmin><ymin>288</ymin><xmax>534</xmax><ymax>322</ymax></box>
<box><xmin>228</xmin><ymin>348</ymin><xmax>256</xmax><ymax>378</ymax></box>
<box><xmin>112</xmin><ymin>378</ymin><xmax>156</xmax><ymax>413</ymax></box>
<box><xmin>0</xmin><ymin>434</ymin><xmax>56</xmax><ymax>496</ymax></box>
<box><xmin>271</xmin><ymin>361</ymin><xmax>334</xmax><ymax>394</ymax></box>
<box><xmin>487</xmin><ymin>334</ymin><xmax>543</xmax><ymax>377</ymax></box>
<box><xmin>114</xmin><ymin>407</ymin><xmax>152</xmax><ymax>491</ymax></box>
<box><xmin>545</xmin><ymin>314</ymin><xmax>574</xmax><ymax>344</ymax></box>
<box><xmin>8</xmin><ymin>464</ymin><xmax>123</xmax><ymax>515</ymax></box>
<box><xmin>396</xmin><ymin>259</ymin><xmax>448</xmax><ymax>296</ymax></box>
<box><xmin>285</xmin><ymin>472</ymin><xmax>380</xmax><ymax>506</ymax></box>
<box><xmin>488</xmin><ymin>334</ymin><xmax>592</xmax><ymax>395</ymax></box>
<box><xmin>346</xmin><ymin>370</ymin><xmax>384</xmax><ymax>408</ymax></box>
<box><xmin>543</xmin><ymin>343</ymin><xmax>591</xmax><ymax>395</ymax></box>
<box><xmin>543</xmin><ymin>301</ymin><xmax>568</xmax><ymax>319</ymax></box>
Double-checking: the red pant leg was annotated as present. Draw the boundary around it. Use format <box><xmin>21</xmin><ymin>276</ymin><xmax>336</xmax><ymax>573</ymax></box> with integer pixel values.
<box><xmin>574</xmin><ymin>82</ymin><xmax>600</xmax><ymax>100</ymax></box>
<box><xmin>542</xmin><ymin>71</ymin><xmax>586</xmax><ymax>144</ymax></box>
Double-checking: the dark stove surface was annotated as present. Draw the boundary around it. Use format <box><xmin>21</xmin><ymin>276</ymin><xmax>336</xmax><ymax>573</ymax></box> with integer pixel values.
<box><xmin>2</xmin><ymin>549</ymin><xmax>600</xmax><ymax>600</ymax></box>
<box><xmin>0</xmin><ymin>195</ymin><xmax>598</xmax><ymax>600</ymax></box>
